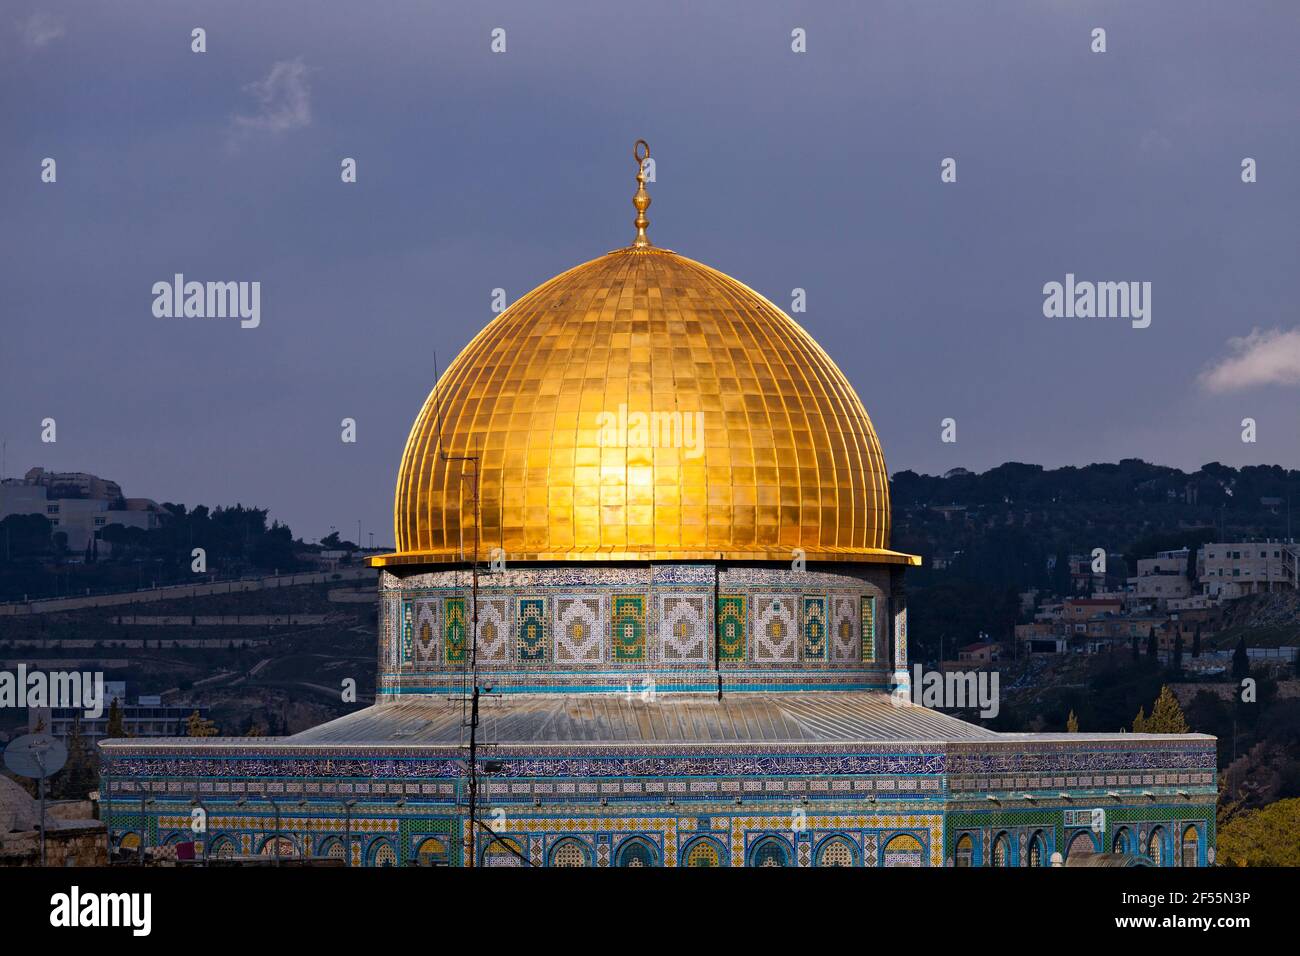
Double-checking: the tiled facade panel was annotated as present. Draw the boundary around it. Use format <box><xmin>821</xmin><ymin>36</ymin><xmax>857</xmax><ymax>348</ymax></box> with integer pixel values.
<box><xmin>375</xmin><ymin>564</ymin><xmax>892</xmax><ymax>693</ymax></box>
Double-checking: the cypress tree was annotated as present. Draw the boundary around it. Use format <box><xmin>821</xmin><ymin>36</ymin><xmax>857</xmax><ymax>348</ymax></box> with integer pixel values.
<box><xmin>1132</xmin><ymin>707</ymin><xmax>1148</xmax><ymax>733</ymax></box>
<box><xmin>1232</xmin><ymin>637</ymin><xmax>1250</xmax><ymax>681</ymax></box>
<box><xmin>106</xmin><ymin>697</ymin><xmax>126</xmax><ymax>738</ymax></box>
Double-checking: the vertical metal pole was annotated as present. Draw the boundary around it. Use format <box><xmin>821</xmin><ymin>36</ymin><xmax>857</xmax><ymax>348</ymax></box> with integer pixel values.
<box><xmin>102</xmin><ymin>763</ymin><xmax>113</xmax><ymax>863</ymax></box>
<box><xmin>38</xmin><ymin>773</ymin><xmax>47</xmax><ymax>866</ymax></box>
<box><xmin>343</xmin><ymin>801</ymin><xmax>353</xmax><ymax>867</ymax></box>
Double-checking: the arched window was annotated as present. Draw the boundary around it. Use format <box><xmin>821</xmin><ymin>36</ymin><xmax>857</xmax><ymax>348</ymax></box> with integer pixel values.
<box><xmin>954</xmin><ymin>834</ymin><xmax>975</xmax><ymax>867</ymax></box>
<box><xmin>1028</xmin><ymin>831</ymin><xmax>1046</xmax><ymax>867</ymax></box>
<box><xmin>548</xmin><ymin>838</ymin><xmax>592</xmax><ymax>867</ymax></box>
<box><xmin>614</xmin><ymin>837</ymin><xmax>658</xmax><ymax>867</ymax></box>
<box><xmin>748</xmin><ymin>836</ymin><xmax>792</xmax><ymax>867</ymax></box>
<box><xmin>816</xmin><ymin>836</ymin><xmax>857</xmax><ymax>867</ymax></box>
<box><xmin>480</xmin><ymin>837</ymin><xmax>525</xmax><ymax>867</ymax></box>
<box><xmin>1180</xmin><ymin>826</ymin><xmax>1199</xmax><ymax>867</ymax></box>
<box><xmin>415</xmin><ymin>837</ymin><xmax>448</xmax><ymax>866</ymax></box>
<box><xmin>1112</xmin><ymin>828</ymin><xmax>1130</xmax><ymax>855</ymax></box>
<box><xmin>683</xmin><ymin>837</ymin><xmax>724</xmax><ymax>867</ymax></box>
<box><xmin>366</xmin><ymin>839</ymin><xmax>396</xmax><ymax>867</ymax></box>
<box><xmin>317</xmin><ymin>837</ymin><xmax>346</xmax><ymax>861</ymax></box>
<box><xmin>882</xmin><ymin>833</ymin><xmax>925</xmax><ymax>867</ymax></box>
<box><xmin>1065</xmin><ymin>830</ymin><xmax>1096</xmax><ymax>861</ymax></box>
<box><xmin>208</xmin><ymin>835</ymin><xmax>236</xmax><ymax>859</ymax></box>
<box><xmin>1147</xmin><ymin>827</ymin><xmax>1165</xmax><ymax>866</ymax></box>
<box><xmin>991</xmin><ymin>833</ymin><xmax>1011</xmax><ymax>867</ymax></box>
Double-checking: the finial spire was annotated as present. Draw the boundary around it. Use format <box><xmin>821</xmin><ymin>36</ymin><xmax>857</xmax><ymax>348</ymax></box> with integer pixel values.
<box><xmin>632</xmin><ymin>139</ymin><xmax>652</xmax><ymax>248</ymax></box>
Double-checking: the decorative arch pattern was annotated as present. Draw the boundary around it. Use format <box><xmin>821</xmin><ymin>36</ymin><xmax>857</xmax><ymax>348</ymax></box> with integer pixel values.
<box><xmin>1028</xmin><ymin>831</ymin><xmax>1046</xmax><ymax>867</ymax></box>
<box><xmin>1180</xmin><ymin>825</ymin><xmax>1199</xmax><ymax>867</ymax></box>
<box><xmin>815</xmin><ymin>835</ymin><xmax>858</xmax><ymax>867</ymax></box>
<box><xmin>415</xmin><ymin>836</ymin><xmax>449</xmax><ymax>866</ymax></box>
<box><xmin>480</xmin><ymin>836</ymin><xmax>525</xmax><ymax>867</ymax></box>
<box><xmin>954</xmin><ymin>834</ymin><xmax>975</xmax><ymax>867</ymax></box>
<box><xmin>1148</xmin><ymin>827</ymin><xmax>1166</xmax><ymax>866</ymax></box>
<box><xmin>317</xmin><ymin>836</ymin><xmax>346</xmax><ymax>860</ymax></box>
<box><xmin>682</xmin><ymin>836</ymin><xmax>726</xmax><ymax>867</ymax></box>
<box><xmin>747</xmin><ymin>836</ymin><xmax>793</xmax><ymax>867</ymax></box>
<box><xmin>614</xmin><ymin>837</ymin><xmax>658</xmax><ymax>867</ymax></box>
<box><xmin>1065</xmin><ymin>830</ymin><xmax>1097</xmax><ymax>861</ymax></box>
<box><xmin>882</xmin><ymin>833</ymin><xmax>925</xmax><ymax>867</ymax></box>
<box><xmin>548</xmin><ymin>837</ymin><xmax>593</xmax><ymax>867</ymax></box>
<box><xmin>1112</xmin><ymin>827</ymin><xmax>1131</xmax><ymax>855</ymax></box>
<box><xmin>368</xmin><ymin>838</ymin><xmax>397</xmax><ymax>867</ymax></box>
<box><xmin>990</xmin><ymin>832</ymin><xmax>1011</xmax><ymax>867</ymax></box>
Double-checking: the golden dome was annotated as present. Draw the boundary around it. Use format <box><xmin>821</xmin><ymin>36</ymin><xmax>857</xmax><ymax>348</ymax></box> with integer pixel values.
<box><xmin>376</xmin><ymin>144</ymin><xmax>916</xmax><ymax>568</ymax></box>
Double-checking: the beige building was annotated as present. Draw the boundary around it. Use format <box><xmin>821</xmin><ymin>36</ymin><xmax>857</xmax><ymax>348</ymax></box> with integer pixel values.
<box><xmin>1198</xmin><ymin>541</ymin><xmax>1296</xmax><ymax>599</ymax></box>
<box><xmin>1130</xmin><ymin>548</ymin><xmax>1193</xmax><ymax>608</ymax></box>
<box><xmin>0</xmin><ymin>468</ymin><xmax>161</xmax><ymax>553</ymax></box>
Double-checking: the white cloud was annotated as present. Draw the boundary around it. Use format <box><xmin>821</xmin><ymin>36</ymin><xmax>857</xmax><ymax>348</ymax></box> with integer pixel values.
<box><xmin>1200</xmin><ymin>327</ymin><xmax>1300</xmax><ymax>393</ymax></box>
<box><xmin>18</xmin><ymin>12</ymin><xmax>64</xmax><ymax>49</ymax></box>
<box><xmin>232</xmin><ymin>58</ymin><xmax>313</xmax><ymax>134</ymax></box>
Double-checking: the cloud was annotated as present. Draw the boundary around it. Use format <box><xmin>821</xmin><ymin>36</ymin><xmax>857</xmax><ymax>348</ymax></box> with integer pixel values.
<box><xmin>18</xmin><ymin>12</ymin><xmax>64</xmax><ymax>49</ymax></box>
<box><xmin>232</xmin><ymin>58</ymin><xmax>313</xmax><ymax>134</ymax></box>
<box><xmin>1199</xmin><ymin>327</ymin><xmax>1300</xmax><ymax>393</ymax></box>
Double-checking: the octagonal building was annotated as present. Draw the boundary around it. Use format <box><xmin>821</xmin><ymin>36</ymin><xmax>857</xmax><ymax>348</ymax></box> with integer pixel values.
<box><xmin>100</xmin><ymin>145</ymin><xmax>1217</xmax><ymax>868</ymax></box>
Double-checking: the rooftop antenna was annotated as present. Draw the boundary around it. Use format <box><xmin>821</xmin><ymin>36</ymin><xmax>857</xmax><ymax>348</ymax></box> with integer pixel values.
<box><xmin>430</xmin><ymin>351</ymin><xmax>529</xmax><ymax>868</ymax></box>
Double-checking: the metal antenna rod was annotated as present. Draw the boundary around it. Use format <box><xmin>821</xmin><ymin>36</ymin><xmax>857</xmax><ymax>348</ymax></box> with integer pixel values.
<box><xmin>431</xmin><ymin>351</ymin><xmax>484</xmax><ymax>867</ymax></box>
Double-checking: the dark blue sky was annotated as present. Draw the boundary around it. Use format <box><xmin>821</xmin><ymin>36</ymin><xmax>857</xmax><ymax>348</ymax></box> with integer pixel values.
<box><xmin>3</xmin><ymin>1</ymin><xmax>1297</xmax><ymax>546</ymax></box>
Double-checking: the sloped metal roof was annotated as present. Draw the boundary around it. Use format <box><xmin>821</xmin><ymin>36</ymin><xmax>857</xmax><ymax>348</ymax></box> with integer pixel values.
<box><xmin>285</xmin><ymin>693</ymin><xmax>1003</xmax><ymax>747</ymax></box>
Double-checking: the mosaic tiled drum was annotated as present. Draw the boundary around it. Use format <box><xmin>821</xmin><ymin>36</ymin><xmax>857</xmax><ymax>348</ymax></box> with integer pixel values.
<box><xmin>380</xmin><ymin>565</ymin><xmax>890</xmax><ymax>695</ymax></box>
<box><xmin>97</xmin><ymin>142</ymin><xmax>1216</xmax><ymax>867</ymax></box>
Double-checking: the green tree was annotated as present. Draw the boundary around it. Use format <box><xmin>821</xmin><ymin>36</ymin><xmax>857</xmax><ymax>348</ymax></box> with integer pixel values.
<box><xmin>1191</xmin><ymin>624</ymin><xmax>1201</xmax><ymax>659</ymax></box>
<box><xmin>57</xmin><ymin>716</ymin><xmax>98</xmax><ymax>799</ymax></box>
<box><xmin>1218</xmin><ymin>798</ymin><xmax>1300</xmax><ymax>866</ymax></box>
<box><xmin>186</xmin><ymin>710</ymin><xmax>218</xmax><ymax>737</ymax></box>
<box><xmin>105</xmin><ymin>697</ymin><xmax>126</xmax><ymax>738</ymax></box>
<box><xmin>1173</xmin><ymin>632</ymin><xmax>1184</xmax><ymax>671</ymax></box>
<box><xmin>1132</xmin><ymin>707</ymin><xmax>1148</xmax><ymax>734</ymax></box>
<box><xmin>1146</xmin><ymin>627</ymin><xmax>1158</xmax><ymax>658</ymax></box>
<box><xmin>1066</xmin><ymin>710</ymin><xmax>1079</xmax><ymax>733</ymax></box>
<box><xmin>1145</xmin><ymin>685</ymin><xmax>1190</xmax><ymax>734</ymax></box>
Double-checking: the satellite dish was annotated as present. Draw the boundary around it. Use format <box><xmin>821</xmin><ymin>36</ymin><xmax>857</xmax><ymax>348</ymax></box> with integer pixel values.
<box><xmin>2</xmin><ymin>733</ymin><xmax>68</xmax><ymax>779</ymax></box>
